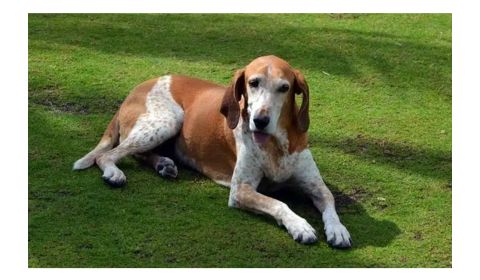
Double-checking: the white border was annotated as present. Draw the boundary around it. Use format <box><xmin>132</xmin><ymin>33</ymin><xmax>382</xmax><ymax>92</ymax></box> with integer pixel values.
<box><xmin>25</xmin><ymin>0</ymin><xmax>453</xmax><ymax>13</ymax></box>
<box><xmin>451</xmin><ymin>0</ymin><xmax>480</xmax><ymax>274</ymax></box>
<box><xmin>3</xmin><ymin>0</ymin><xmax>480</xmax><ymax>279</ymax></box>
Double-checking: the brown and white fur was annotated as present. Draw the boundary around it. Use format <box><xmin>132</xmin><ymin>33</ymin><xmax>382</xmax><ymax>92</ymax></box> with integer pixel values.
<box><xmin>73</xmin><ymin>55</ymin><xmax>352</xmax><ymax>248</ymax></box>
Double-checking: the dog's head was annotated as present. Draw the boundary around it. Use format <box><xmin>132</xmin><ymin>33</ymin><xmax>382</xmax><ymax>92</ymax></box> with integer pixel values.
<box><xmin>220</xmin><ymin>55</ymin><xmax>310</xmax><ymax>146</ymax></box>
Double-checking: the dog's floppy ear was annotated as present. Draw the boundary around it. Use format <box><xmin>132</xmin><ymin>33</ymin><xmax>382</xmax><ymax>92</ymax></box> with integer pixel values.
<box><xmin>220</xmin><ymin>68</ymin><xmax>246</xmax><ymax>129</ymax></box>
<box><xmin>293</xmin><ymin>69</ymin><xmax>310</xmax><ymax>133</ymax></box>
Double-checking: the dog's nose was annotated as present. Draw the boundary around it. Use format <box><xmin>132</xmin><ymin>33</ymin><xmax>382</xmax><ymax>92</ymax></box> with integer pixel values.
<box><xmin>253</xmin><ymin>116</ymin><xmax>270</xmax><ymax>130</ymax></box>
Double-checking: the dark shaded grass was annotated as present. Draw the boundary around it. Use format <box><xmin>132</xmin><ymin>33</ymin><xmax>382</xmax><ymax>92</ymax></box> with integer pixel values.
<box><xmin>29</xmin><ymin>14</ymin><xmax>451</xmax><ymax>267</ymax></box>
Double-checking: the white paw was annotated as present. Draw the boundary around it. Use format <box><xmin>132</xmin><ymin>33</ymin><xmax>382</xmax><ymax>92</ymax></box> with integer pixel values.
<box><xmin>324</xmin><ymin>222</ymin><xmax>352</xmax><ymax>248</ymax></box>
<box><xmin>284</xmin><ymin>217</ymin><xmax>318</xmax><ymax>244</ymax></box>
<box><xmin>102</xmin><ymin>167</ymin><xmax>126</xmax><ymax>187</ymax></box>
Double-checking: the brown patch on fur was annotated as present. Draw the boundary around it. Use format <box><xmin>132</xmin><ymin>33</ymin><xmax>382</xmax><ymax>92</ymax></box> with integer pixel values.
<box><xmin>287</xmin><ymin>130</ymin><xmax>308</xmax><ymax>154</ymax></box>
<box><xmin>279</xmin><ymin>89</ymin><xmax>308</xmax><ymax>154</ymax></box>
<box><xmin>170</xmin><ymin>75</ymin><xmax>237</xmax><ymax>183</ymax></box>
<box><xmin>263</xmin><ymin>136</ymin><xmax>284</xmax><ymax>169</ymax></box>
<box><xmin>100</xmin><ymin>111</ymin><xmax>120</xmax><ymax>146</ymax></box>
<box><xmin>117</xmin><ymin>78</ymin><xmax>157</xmax><ymax>140</ymax></box>
<box><xmin>244</xmin><ymin>56</ymin><xmax>296</xmax><ymax>81</ymax></box>
<box><xmin>292</xmin><ymin>69</ymin><xmax>310</xmax><ymax>133</ymax></box>
<box><xmin>236</xmin><ymin>183</ymin><xmax>278</xmax><ymax>215</ymax></box>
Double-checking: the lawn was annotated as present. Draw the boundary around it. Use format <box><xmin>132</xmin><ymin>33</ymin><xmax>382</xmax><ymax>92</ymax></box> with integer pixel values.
<box><xmin>28</xmin><ymin>14</ymin><xmax>452</xmax><ymax>267</ymax></box>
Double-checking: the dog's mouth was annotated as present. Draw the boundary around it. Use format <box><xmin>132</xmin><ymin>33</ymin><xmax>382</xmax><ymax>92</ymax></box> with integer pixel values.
<box><xmin>252</xmin><ymin>131</ymin><xmax>271</xmax><ymax>145</ymax></box>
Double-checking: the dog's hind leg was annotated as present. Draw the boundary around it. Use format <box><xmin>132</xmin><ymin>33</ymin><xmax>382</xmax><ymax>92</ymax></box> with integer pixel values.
<box><xmin>95</xmin><ymin>76</ymin><xmax>184</xmax><ymax>187</ymax></box>
<box><xmin>96</xmin><ymin>112</ymin><xmax>183</xmax><ymax>187</ymax></box>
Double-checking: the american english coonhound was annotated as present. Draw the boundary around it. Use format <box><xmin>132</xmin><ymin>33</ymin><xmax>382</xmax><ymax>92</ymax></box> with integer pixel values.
<box><xmin>74</xmin><ymin>55</ymin><xmax>352</xmax><ymax>248</ymax></box>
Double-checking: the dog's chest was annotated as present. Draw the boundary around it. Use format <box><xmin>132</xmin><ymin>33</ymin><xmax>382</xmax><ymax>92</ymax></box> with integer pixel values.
<box><xmin>248</xmin><ymin>138</ymin><xmax>300</xmax><ymax>183</ymax></box>
<box><xmin>260</xmin><ymin>150</ymin><xmax>299</xmax><ymax>182</ymax></box>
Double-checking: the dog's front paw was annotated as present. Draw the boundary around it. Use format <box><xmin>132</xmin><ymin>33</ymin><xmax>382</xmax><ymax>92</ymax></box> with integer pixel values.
<box><xmin>324</xmin><ymin>222</ymin><xmax>352</xmax><ymax>249</ymax></box>
<box><xmin>284</xmin><ymin>217</ymin><xmax>318</xmax><ymax>244</ymax></box>
<box><xmin>102</xmin><ymin>167</ymin><xmax>126</xmax><ymax>187</ymax></box>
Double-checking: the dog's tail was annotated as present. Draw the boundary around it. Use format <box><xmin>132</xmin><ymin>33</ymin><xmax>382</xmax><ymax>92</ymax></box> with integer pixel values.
<box><xmin>73</xmin><ymin>111</ymin><xmax>120</xmax><ymax>170</ymax></box>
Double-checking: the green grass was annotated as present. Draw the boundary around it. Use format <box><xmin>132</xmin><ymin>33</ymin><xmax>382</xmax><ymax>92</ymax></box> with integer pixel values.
<box><xmin>28</xmin><ymin>14</ymin><xmax>451</xmax><ymax>267</ymax></box>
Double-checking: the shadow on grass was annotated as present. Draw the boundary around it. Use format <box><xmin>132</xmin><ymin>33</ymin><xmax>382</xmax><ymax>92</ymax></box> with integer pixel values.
<box><xmin>311</xmin><ymin>134</ymin><xmax>452</xmax><ymax>181</ymax></box>
<box><xmin>258</xmin><ymin>184</ymin><xmax>401</xmax><ymax>249</ymax></box>
<box><xmin>29</xmin><ymin>14</ymin><xmax>451</xmax><ymax>95</ymax></box>
<box><xmin>312</xmin><ymin>133</ymin><xmax>452</xmax><ymax>181</ymax></box>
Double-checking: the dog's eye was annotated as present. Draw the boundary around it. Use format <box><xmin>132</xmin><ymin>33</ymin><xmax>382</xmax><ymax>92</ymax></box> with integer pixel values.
<box><xmin>278</xmin><ymin>84</ymin><xmax>290</xmax><ymax>93</ymax></box>
<box><xmin>248</xmin><ymin>79</ymin><xmax>259</xmax><ymax>88</ymax></box>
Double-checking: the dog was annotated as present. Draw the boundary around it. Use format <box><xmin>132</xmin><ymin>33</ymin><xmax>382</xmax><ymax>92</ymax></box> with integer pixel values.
<box><xmin>73</xmin><ymin>55</ymin><xmax>352</xmax><ymax>248</ymax></box>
